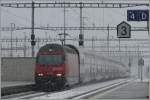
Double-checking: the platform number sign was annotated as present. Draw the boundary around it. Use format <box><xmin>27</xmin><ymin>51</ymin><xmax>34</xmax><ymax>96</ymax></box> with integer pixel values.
<box><xmin>117</xmin><ymin>21</ymin><xmax>131</xmax><ymax>38</ymax></box>
<box><xmin>127</xmin><ymin>10</ymin><xmax>149</xmax><ymax>21</ymax></box>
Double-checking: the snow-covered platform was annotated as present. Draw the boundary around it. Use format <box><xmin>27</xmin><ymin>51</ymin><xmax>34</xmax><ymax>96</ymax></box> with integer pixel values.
<box><xmin>1</xmin><ymin>81</ymin><xmax>34</xmax><ymax>88</ymax></box>
<box><xmin>89</xmin><ymin>81</ymin><xmax>149</xmax><ymax>99</ymax></box>
<box><xmin>1</xmin><ymin>81</ymin><xmax>35</xmax><ymax>96</ymax></box>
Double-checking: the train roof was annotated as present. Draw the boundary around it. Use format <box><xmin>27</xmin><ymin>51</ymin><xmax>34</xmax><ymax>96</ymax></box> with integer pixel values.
<box><xmin>76</xmin><ymin>47</ymin><xmax>126</xmax><ymax>67</ymax></box>
<box><xmin>38</xmin><ymin>44</ymin><xmax>126</xmax><ymax>67</ymax></box>
<box><xmin>38</xmin><ymin>44</ymin><xmax>77</xmax><ymax>54</ymax></box>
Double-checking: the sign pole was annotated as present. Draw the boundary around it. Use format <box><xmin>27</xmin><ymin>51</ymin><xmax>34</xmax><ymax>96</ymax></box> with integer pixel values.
<box><xmin>148</xmin><ymin>0</ymin><xmax>150</xmax><ymax>99</ymax></box>
<box><xmin>141</xmin><ymin>65</ymin><xmax>143</xmax><ymax>82</ymax></box>
<box><xmin>127</xmin><ymin>8</ymin><xmax>149</xmax><ymax>98</ymax></box>
<box><xmin>0</xmin><ymin>0</ymin><xmax>1</xmax><ymax>98</ymax></box>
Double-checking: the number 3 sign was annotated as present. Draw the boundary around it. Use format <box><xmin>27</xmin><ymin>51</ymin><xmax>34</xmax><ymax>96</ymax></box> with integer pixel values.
<box><xmin>117</xmin><ymin>21</ymin><xmax>131</xmax><ymax>38</ymax></box>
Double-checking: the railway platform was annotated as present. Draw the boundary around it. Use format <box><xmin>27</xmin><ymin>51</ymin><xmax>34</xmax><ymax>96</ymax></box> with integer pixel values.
<box><xmin>1</xmin><ymin>81</ymin><xmax>34</xmax><ymax>88</ymax></box>
<box><xmin>1</xmin><ymin>81</ymin><xmax>35</xmax><ymax>96</ymax></box>
<box><xmin>88</xmin><ymin>80</ymin><xmax>149</xmax><ymax>99</ymax></box>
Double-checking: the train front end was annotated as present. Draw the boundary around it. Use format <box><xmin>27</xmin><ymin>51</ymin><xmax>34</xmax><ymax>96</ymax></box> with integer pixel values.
<box><xmin>35</xmin><ymin>44</ymin><xmax>66</xmax><ymax>89</ymax></box>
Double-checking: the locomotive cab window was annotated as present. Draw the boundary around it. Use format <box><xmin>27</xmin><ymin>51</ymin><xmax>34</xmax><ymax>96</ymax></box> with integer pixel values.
<box><xmin>37</xmin><ymin>55</ymin><xmax>65</xmax><ymax>65</ymax></box>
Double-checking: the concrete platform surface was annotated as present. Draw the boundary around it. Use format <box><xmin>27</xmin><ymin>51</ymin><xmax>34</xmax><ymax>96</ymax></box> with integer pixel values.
<box><xmin>1</xmin><ymin>81</ymin><xmax>35</xmax><ymax>96</ymax></box>
<box><xmin>1</xmin><ymin>81</ymin><xmax>34</xmax><ymax>88</ymax></box>
<box><xmin>89</xmin><ymin>81</ymin><xmax>149</xmax><ymax>99</ymax></box>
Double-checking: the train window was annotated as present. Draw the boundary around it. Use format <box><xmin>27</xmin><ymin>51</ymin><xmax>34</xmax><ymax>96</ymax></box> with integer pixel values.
<box><xmin>37</xmin><ymin>55</ymin><xmax>64</xmax><ymax>65</ymax></box>
<box><xmin>62</xmin><ymin>56</ymin><xmax>65</xmax><ymax>61</ymax></box>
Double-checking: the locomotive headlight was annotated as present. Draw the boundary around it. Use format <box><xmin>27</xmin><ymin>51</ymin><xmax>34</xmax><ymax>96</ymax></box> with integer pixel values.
<box><xmin>56</xmin><ymin>73</ymin><xmax>62</xmax><ymax>77</ymax></box>
<box><xmin>38</xmin><ymin>73</ymin><xmax>43</xmax><ymax>76</ymax></box>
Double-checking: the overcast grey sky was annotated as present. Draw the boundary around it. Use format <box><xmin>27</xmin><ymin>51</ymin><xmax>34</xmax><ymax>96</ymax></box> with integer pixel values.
<box><xmin>0</xmin><ymin>0</ymin><xmax>149</xmax><ymax>39</ymax></box>
<box><xmin>0</xmin><ymin>0</ymin><xmax>149</xmax><ymax>56</ymax></box>
<box><xmin>0</xmin><ymin>0</ymin><xmax>149</xmax><ymax>55</ymax></box>
<box><xmin>0</xmin><ymin>0</ymin><xmax>149</xmax><ymax>78</ymax></box>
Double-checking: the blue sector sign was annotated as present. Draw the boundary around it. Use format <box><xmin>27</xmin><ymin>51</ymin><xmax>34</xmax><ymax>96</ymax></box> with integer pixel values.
<box><xmin>127</xmin><ymin>10</ymin><xmax>149</xmax><ymax>21</ymax></box>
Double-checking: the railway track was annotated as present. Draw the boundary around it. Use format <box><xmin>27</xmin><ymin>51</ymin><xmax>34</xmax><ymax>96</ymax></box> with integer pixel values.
<box><xmin>2</xmin><ymin>79</ymin><xmax>131</xmax><ymax>99</ymax></box>
<box><xmin>69</xmin><ymin>79</ymin><xmax>129</xmax><ymax>99</ymax></box>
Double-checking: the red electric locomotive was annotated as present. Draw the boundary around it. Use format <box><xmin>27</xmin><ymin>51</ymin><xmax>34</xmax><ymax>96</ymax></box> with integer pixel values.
<box><xmin>35</xmin><ymin>44</ymin><xmax>79</xmax><ymax>89</ymax></box>
<box><xmin>35</xmin><ymin>43</ymin><xmax>129</xmax><ymax>90</ymax></box>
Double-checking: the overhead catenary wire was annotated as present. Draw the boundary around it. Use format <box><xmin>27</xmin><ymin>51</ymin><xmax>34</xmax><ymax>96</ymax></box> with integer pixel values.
<box><xmin>0</xmin><ymin>0</ymin><xmax>149</xmax><ymax>58</ymax></box>
<box><xmin>1</xmin><ymin>8</ymin><xmax>41</xmax><ymax>27</ymax></box>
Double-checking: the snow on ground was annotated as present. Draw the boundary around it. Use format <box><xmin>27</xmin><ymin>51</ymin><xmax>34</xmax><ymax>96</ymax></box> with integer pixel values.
<box><xmin>32</xmin><ymin>79</ymin><xmax>127</xmax><ymax>99</ymax></box>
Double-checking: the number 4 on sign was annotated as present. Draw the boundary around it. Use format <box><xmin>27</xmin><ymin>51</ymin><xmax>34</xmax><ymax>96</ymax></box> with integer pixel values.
<box><xmin>130</xmin><ymin>13</ymin><xmax>135</xmax><ymax>20</ymax></box>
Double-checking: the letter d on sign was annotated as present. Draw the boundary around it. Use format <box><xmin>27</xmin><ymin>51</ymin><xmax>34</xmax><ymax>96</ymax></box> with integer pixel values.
<box><xmin>142</xmin><ymin>12</ymin><xmax>147</xmax><ymax>20</ymax></box>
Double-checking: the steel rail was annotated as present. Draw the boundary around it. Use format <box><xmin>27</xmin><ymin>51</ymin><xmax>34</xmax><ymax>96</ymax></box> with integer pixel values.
<box><xmin>3</xmin><ymin>79</ymin><xmax>129</xmax><ymax>99</ymax></box>
<box><xmin>69</xmin><ymin>79</ymin><xmax>130</xmax><ymax>99</ymax></box>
